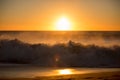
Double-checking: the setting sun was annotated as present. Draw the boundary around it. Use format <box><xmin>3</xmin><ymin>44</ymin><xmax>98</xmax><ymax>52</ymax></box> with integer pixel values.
<box><xmin>55</xmin><ymin>17</ymin><xmax>71</xmax><ymax>31</ymax></box>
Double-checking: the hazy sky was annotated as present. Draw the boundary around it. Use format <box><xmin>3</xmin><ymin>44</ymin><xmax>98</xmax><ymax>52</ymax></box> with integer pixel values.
<box><xmin>0</xmin><ymin>0</ymin><xmax>120</xmax><ymax>31</ymax></box>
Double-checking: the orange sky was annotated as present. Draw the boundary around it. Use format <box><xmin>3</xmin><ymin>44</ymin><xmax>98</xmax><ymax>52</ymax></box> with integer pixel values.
<box><xmin>0</xmin><ymin>0</ymin><xmax>119</xmax><ymax>31</ymax></box>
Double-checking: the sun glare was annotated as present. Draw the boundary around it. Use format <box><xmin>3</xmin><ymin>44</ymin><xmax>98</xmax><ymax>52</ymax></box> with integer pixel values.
<box><xmin>56</xmin><ymin>17</ymin><xmax>71</xmax><ymax>31</ymax></box>
<box><xmin>58</xmin><ymin>69</ymin><xmax>72</xmax><ymax>75</ymax></box>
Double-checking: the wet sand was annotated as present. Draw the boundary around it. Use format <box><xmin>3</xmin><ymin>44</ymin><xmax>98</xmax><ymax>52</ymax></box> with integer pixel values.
<box><xmin>0</xmin><ymin>71</ymin><xmax>120</xmax><ymax>80</ymax></box>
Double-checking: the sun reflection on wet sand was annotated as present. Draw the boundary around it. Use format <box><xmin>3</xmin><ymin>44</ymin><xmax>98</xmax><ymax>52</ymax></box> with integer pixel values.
<box><xmin>58</xmin><ymin>69</ymin><xmax>72</xmax><ymax>75</ymax></box>
<box><xmin>41</xmin><ymin>69</ymin><xmax>76</xmax><ymax>76</ymax></box>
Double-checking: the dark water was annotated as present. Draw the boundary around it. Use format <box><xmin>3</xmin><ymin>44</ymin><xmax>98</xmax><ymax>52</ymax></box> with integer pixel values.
<box><xmin>0</xmin><ymin>31</ymin><xmax>120</xmax><ymax>78</ymax></box>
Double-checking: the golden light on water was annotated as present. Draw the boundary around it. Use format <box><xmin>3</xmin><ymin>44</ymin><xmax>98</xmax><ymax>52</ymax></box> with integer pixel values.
<box><xmin>55</xmin><ymin>17</ymin><xmax>72</xmax><ymax>31</ymax></box>
<box><xmin>58</xmin><ymin>69</ymin><xmax>72</xmax><ymax>75</ymax></box>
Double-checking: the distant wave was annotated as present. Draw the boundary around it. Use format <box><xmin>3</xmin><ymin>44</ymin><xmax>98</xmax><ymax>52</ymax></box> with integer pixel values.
<box><xmin>0</xmin><ymin>31</ymin><xmax>120</xmax><ymax>46</ymax></box>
